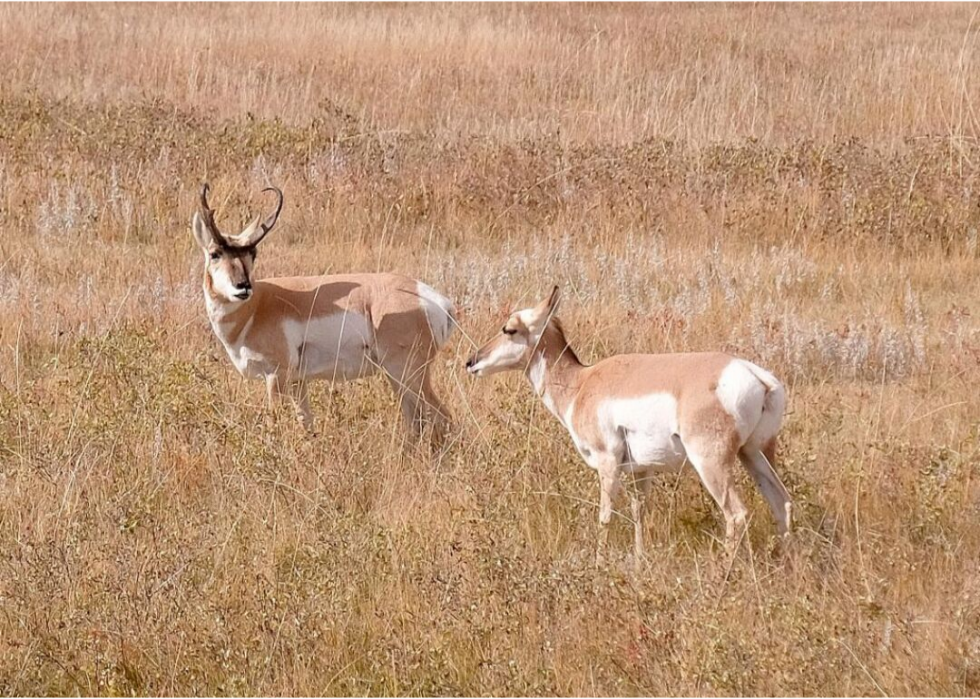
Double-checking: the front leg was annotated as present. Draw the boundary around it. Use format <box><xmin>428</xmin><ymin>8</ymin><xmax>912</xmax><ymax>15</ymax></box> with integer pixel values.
<box><xmin>262</xmin><ymin>374</ymin><xmax>285</xmax><ymax>429</ymax></box>
<box><xmin>289</xmin><ymin>380</ymin><xmax>314</xmax><ymax>432</ymax></box>
<box><xmin>630</xmin><ymin>473</ymin><xmax>654</xmax><ymax>565</ymax></box>
<box><xmin>595</xmin><ymin>456</ymin><xmax>622</xmax><ymax>567</ymax></box>
<box><xmin>266</xmin><ymin>374</ymin><xmax>284</xmax><ymax>408</ymax></box>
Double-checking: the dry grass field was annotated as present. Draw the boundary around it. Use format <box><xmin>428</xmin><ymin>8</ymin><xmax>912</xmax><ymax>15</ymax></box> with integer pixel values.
<box><xmin>1</xmin><ymin>2</ymin><xmax>980</xmax><ymax>695</ymax></box>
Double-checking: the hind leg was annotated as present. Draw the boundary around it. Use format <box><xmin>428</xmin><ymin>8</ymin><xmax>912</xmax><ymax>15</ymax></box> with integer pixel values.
<box><xmin>685</xmin><ymin>441</ymin><xmax>748</xmax><ymax>551</ymax></box>
<box><xmin>382</xmin><ymin>351</ymin><xmax>445</xmax><ymax>445</ymax></box>
<box><xmin>419</xmin><ymin>372</ymin><xmax>452</xmax><ymax>448</ymax></box>
<box><xmin>381</xmin><ymin>340</ymin><xmax>452</xmax><ymax>447</ymax></box>
<box><xmin>739</xmin><ymin>439</ymin><xmax>792</xmax><ymax>536</ymax></box>
<box><xmin>384</xmin><ymin>368</ymin><xmax>425</xmax><ymax>441</ymax></box>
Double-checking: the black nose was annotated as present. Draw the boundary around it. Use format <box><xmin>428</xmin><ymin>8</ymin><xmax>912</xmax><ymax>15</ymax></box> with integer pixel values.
<box><xmin>465</xmin><ymin>357</ymin><xmax>474</xmax><ymax>369</ymax></box>
<box><xmin>236</xmin><ymin>280</ymin><xmax>251</xmax><ymax>290</ymax></box>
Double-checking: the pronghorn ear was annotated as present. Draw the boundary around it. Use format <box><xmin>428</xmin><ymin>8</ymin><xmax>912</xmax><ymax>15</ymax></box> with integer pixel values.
<box><xmin>191</xmin><ymin>212</ymin><xmax>213</xmax><ymax>251</ymax></box>
<box><xmin>235</xmin><ymin>187</ymin><xmax>282</xmax><ymax>248</ymax></box>
<box><xmin>545</xmin><ymin>285</ymin><xmax>561</xmax><ymax>315</ymax></box>
<box><xmin>235</xmin><ymin>215</ymin><xmax>262</xmax><ymax>247</ymax></box>
<box><xmin>525</xmin><ymin>285</ymin><xmax>562</xmax><ymax>334</ymax></box>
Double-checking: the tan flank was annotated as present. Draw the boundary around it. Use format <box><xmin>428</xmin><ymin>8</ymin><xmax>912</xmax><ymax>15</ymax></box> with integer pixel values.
<box><xmin>191</xmin><ymin>184</ymin><xmax>455</xmax><ymax>443</ymax></box>
<box><xmin>467</xmin><ymin>286</ymin><xmax>791</xmax><ymax>561</ymax></box>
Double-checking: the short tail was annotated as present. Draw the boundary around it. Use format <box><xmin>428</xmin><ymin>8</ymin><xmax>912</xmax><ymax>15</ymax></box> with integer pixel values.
<box><xmin>416</xmin><ymin>281</ymin><xmax>457</xmax><ymax>349</ymax></box>
<box><xmin>743</xmin><ymin>361</ymin><xmax>786</xmax><ymax>415</ymax></box>
<box><xmin>740</xmin><ymin>360</ymin><xmax>786</xmax><ymax>445</ymax></box>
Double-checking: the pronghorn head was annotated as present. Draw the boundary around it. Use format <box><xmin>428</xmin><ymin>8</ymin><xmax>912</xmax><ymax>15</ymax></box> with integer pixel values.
<box><xmin>466</xmin><ymin>286</ymin><xmax>561</xmax><ymax>377</ymax></box>
<box><xmin>191</xmin><ymin>183</ymin><xmax>283</xmax><ymax>303</ymax></box>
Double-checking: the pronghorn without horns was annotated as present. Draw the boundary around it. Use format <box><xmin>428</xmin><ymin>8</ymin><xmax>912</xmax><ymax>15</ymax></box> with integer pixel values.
<box><xmin>191</xmin><ymin>183</ymin><xmax>456</xmax><ymax>443</ymax></box>
<box><xmin>466</xmin><ymin>286</ymin><xmax>791</xmax><ymax>561</ymax></box>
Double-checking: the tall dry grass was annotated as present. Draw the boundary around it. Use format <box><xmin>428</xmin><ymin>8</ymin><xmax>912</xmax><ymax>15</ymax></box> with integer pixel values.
<box><xmin>0</xmin><ymin>3</ymin><xmax>979</xmax><ymax>695</ymax></box>
<box><xmin>2</xmin><ymin>3</ymin><xmax>980</xmax><ymax>146</ymax></box>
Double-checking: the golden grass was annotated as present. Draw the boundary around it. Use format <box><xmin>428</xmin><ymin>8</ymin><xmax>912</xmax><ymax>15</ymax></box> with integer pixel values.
<box><xmin>1</xmin><ymin>2</ymin><xmax>979</xmax><ymax>695</ymax></box>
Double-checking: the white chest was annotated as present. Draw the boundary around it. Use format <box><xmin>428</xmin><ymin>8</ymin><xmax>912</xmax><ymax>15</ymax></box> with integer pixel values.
<box><xmin>211</xmin><ymin>316</ymin><xmax>271</xmax><ymax>378</ymax></box>
<box><xmin>224</xmin><ymin>340</ymin><xmax>267</xmax><ymax>378</ymax></box>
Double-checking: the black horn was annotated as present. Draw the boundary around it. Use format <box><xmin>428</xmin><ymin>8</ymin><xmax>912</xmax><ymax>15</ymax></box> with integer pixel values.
<box><xmin>238</xmin><ymin>186</ymin><xmax>284</xmax><ymax>248</ymax></box>
<box><xmin>261</xmin><ymin>186</ymin><xmax>284</xmax><ymax>235</ymax></box>
<box><xmin>249</xmin><ymin>186</ymin><xmax>283</xmax><ymax>247</ymax></box>
<box><xmin>198</xmin><ymin>183</ymin><xmax>229</xmax><ymax>247</ymax></box>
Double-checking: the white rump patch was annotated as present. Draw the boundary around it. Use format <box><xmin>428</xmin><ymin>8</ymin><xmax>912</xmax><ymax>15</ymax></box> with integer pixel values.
<box><xmin>739</xmin><ymin>359</ymin><xmax>786</xmax><ymax>449</ymax></box>
<box><xmin>416</xmin><ymin>281</ymin><xmax>456</xmax><ymax>348</ymax></box>
<box><xmin>714</xmin><ymin>360</ymin><xmax>769</xmax><ymax>444</ymax></box>
<box><xmin>282</xmin><ymin>310</ymin><xmax>375</xmax><ymax>382</ymax></box>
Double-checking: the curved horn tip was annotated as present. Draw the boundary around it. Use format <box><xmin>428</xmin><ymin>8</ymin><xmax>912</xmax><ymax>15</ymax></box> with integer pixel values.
<box><xmin>259</xmin><ymin>186</ymin><xmax>284</xmax><ymax>233</ymax></box>
<box><xmin>263</xmin><ymin>186</ymin><xmax>285</xmax><ymax>211</ymax></box>
<box><xmin>199</xmin><ymin>183</ymin><xmax>214</xmax><ymax>209</ymax></box>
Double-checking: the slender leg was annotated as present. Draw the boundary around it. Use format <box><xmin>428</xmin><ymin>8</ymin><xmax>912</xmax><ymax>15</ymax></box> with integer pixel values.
<box><xmin>595</xmin><ymin>458</ymin><xmax>622</xmax><ymax>566</ymax></box>
<box><xmin>266</xmin><ymin>374</ymin><xmax>284</xmax><ymax>407</ymax></box>
<box><xmin>263</xmin><ymin>374</ymin><xmax>284</xmax><ymax>428</ymax></box>
<box><xmin>739</xmin><ymin>441</ymin><xmax>792</xmax><ymax>537</ymax></box>
<box><xmin>290</xmin><ymin>380</ymin><xmax>314</xmax><ymax>432</ymax></box>
<box><xmin>420</xmin><ymin>373</ymin><xmax>452</xmax><ymax>449</ymax></box>
<box><xmin>394</xmin><ymin>382</ymin><xmax>424</xmax><ymax>441</ymax></box>
<box><xmin>685</xmin><ymin>441</ymin><xmax>748</xmax><ymax>552</ymax></box>
<box><xmin>382</xmin><ymin>361</ymin><xmax>425</xmax><ymax>442</ymax></box>
<box><xmin>630</xmin><ymin>473</ymin><xmax>654</xmax><ymax>562</ymax></box>
<box><xmin>382</xmin><ymin>349</ymin><xmax>452</xmax><ymax>446</ymax></box>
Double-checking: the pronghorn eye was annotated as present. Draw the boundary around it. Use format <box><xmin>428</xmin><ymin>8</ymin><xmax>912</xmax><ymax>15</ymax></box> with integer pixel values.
<box><xmin>209</xmin><ymin>251</ymin><xmax>221</xmax><ymax>261</ymax></box>
<box><xmin>503</xmin><ymin>327</ymin><xmax>517</xmax><ymax>336</ymax></box>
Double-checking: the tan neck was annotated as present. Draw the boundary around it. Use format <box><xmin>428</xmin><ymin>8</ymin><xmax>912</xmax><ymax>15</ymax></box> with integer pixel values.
<box><xmin>526</xmin><ymin>320</ymin><xmax>584</xmax><ymax>422</ymax></box>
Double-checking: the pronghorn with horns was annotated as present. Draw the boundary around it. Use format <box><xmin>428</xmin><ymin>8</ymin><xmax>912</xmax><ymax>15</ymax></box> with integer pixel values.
<box><xmin>191</xmin><ymin>184</ymin><xmax>456</xmax><ymax>443</ymax></box>
<box><xmin>466</xmin><ymin>286</ymin><xmax>791</xmax><ymax>560</ymax></box>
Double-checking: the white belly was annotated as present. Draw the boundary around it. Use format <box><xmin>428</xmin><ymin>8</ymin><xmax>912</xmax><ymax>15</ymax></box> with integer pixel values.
<box><xmin>283</xmin><ymin>312</ymin><xmax>376</xmax><ymax>382</ymax></box>
<box><xmin>622</xmin><ymin>425</ymin><xmax>687</xmax><ymax>472</ymax></box>
<box><xmin>598</xmin><ymin>393</ymin><xmax>688</xmax><ymax>473</ymax></box>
